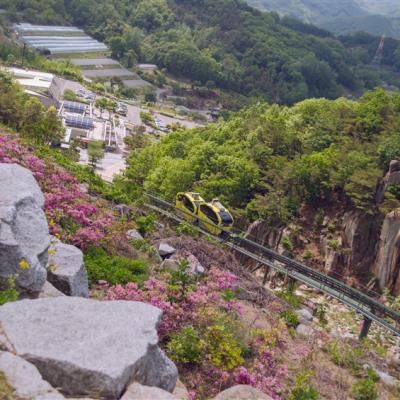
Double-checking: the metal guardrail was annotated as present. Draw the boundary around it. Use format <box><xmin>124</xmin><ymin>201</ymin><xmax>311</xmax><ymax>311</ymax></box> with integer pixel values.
<box><xmin>143</xmin><ymin>193</ymin><xmax>400</xmax><ymax>337</ymax></box>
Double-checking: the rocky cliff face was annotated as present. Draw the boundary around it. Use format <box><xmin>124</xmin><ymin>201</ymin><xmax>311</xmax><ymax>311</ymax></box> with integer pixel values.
<box><xmin>373</xmin><ymin>211</ymin><xmax>400</xmax><ymax>294</ymax></box>
<box><xmin>244</xmin><ymin>160</ymin><xmax>400</xmax><ymax>295</ymax></box>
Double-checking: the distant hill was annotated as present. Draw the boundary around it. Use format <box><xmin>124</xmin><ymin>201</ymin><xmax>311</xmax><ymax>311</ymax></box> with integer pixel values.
<box><xmin>247</xmin><ymin>0</ymin><xmax>366</xmax><ymax>24</ymax></box>
<box><xmin>247</xmin><ymin>0</ymin><xmax>400</xmax><ymax>38</ymax></box>
<box><xmin>322</xmin><ymin>14</ymin><xmax>400</xmax><ymax>39</ymax></box>
<box><xmin>2</xmin><ymin>0</ymin><xmax>400</xmax><ymax>106</ymax></box>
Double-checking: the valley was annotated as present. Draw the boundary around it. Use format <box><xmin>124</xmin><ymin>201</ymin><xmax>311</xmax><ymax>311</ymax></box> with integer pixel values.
<box><xmin>0</xmin><ymin>1</ymin><xmax>399</xmax><ymax>400</ymax></box>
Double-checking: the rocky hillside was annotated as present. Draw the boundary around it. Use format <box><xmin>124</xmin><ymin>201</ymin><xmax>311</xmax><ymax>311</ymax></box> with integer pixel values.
<box><xmin>0</xmin><ymin>130</ymin><xmax>399</xmax><ymax>399</ymax></box>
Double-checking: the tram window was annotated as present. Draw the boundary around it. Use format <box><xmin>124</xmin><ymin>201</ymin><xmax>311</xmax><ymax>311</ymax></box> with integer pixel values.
<box><xmin>200</xmin><ymin>205</ymin><xmax>219</xmax><ymax>225</ymax></box>
<box><xmin>220</xmin><ymin>211</ymin><xmax>233</xmax><ymax>225</ymax></box>
<box><xmin>183</xmin><ymin>196</ymin><xmax>195</xmax><ymax>213</ymax></box>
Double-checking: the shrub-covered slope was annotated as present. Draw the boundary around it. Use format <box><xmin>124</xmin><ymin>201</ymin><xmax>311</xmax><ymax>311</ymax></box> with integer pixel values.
<box><xmin>125</xmin><ymin>89</ymin><xmax>400</xmax><ymax>293</ymax></box>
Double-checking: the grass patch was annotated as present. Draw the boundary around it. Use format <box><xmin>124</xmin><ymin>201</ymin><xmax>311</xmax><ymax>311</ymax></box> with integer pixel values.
<box><xmin>84</xmin><ymin>246</ymin><xmax>150</xmax><ymax>286</ymax></box>
<box><xmin>280</xmin><ymin>310</ymin><xmax>299</xmax><ymax>328</ymax></box>
<box><xmin>324</xmin><ymin>340</ymin><xmax>365</xmax><ymax>373</ymax></box>
<box><xmin>276</xmin><ymin>290</ymin><xmax>303</xmax><ymax>308</ymax></box>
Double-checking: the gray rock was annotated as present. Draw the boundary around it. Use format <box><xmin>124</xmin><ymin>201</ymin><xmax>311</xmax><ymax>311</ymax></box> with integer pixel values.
<box><xmin>155</xmin><ymin>222</ymin><xmax>165</xmax><ymax>230</ymax></box>
<box><xmin>0</xmin><ymin>163</ymin><xmax>49</xmax><ymax>294</ymax></box>
<box><xmin>161</xmin><ymin>259</ymin><xmax>180</xmax><ymax>272</ymax></box>
<box><xmin>186</xmin><ymin>254</ymin><xmax>205</xmax><ymax>275</ymax></box>
<box><xmin>121</xmin><ymin>382</ymin><xmax>178</xmax><ymax>400</ymax></box>
<box><xmin>0</xmin><ymin>351</ymin><xmax>64</xmax><ymax>399</ymax></box>
<box><xmin>172</xmin><ymin>379</ymin><xmax>190</xmax><ymax>400</ymax></box>
<box><xmin>39</xmin><ymin>281</ymin><xmax>66</xmax><ymax>298</ymax></box>
<box><xmin>47</xmin><ymin>241</ymin><xmax>88</xmax><ymax>297</ymax></box>
<box><xmin>296</xmin><ymin>309</ymin><xmax>313</xmax><ymax>325</ymax></box>
<box><xmin>135</xmin><ymin>347</ymin><xmax>178</xmax><ymax>392</ymax></box>
<box><xmin>213</xmin><ymin>385</ymin><xmax>272</xmax><ymax>400</ymax></box>
<box><xmin>376</xmin><ymin>370</ymin><xmax>398</xmax><ymax>388</ymax></box>
<box><xmin>0</xmin><ymin>297</ymin><xmax>177</xmax><ymax>399</ymax></box>
<box><xmin>296</xmin><ymin>324</ymin><xmax>315</xmax><ymax>337</ymax></box>
<box><xmin>78</xmin><ymin>183</ymin><xmax>89</xmax><ymax>194</ymax></box>
<box><xmin>159</xmin><ymin>243</ymin><xmax>176</xmax><ymax>258</ymax></box>
<box><xmin>126</xmin><ymin>229</ymin><xmax>144</xmax><ymax>241</ymax></box>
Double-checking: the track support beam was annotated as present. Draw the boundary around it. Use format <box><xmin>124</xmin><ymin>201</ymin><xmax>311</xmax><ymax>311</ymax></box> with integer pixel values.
<box><xmin>359</xmin><ymin>316</ymin><xmax>372</xmax><ymax>340</ymax></box>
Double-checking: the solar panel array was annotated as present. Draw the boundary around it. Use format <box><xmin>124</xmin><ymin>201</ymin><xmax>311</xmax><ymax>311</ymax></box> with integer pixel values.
<box><xmin>65</xmin><ymin>116</ymin><xmax>94</xmax><ymax>130</ymax></box>
<box><xmin>16</xmin><ymin>24</ymin><xmax>107</xmax><ymax>54</ymax></box>
<box><xmin>63</xmin><ymin>101</ymin><xmax>86</xmax><ymax>114</ymax></box>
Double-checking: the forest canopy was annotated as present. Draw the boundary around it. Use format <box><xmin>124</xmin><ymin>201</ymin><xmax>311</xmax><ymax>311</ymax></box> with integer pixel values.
<box><xmin>125</xmin><ymin>89</ymin><xmax>400</xmax><ymax>225</ymax></box>
<box><xmin>2</xmin><ymin>0</ymin><xmax>400</xmax><ymax>104</ymax></box>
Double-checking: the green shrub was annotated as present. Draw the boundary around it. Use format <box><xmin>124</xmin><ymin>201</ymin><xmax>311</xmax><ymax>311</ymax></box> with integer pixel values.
<box><xmin>167</xmin><ymin>326</ymin><xmax>204</xmax><ymax>364</ymax></box>
<box><xmin>279</xmin><ymin>310</ymin><xmax>299</xmax><ymax>328</ymax></box>
<box><xmin>0</xmin><ymin>276</ymin><xmax>19</xmax><ymax>305</ymax></box>
<box><xmin>327</xmin><ymin>239</ymin><xmax>341</xmax><ymax>251</ymax></box>
<box><xmin>176</xmin><ymin>222</ymin><xmax>199</xmax><ymax>237</ymax></box>
<box><xmin>277</xmin><ymin>290</ymin><xmax>303</xmax><ymax>308</ymax></box>
<box><xmin>288</xmin><ymin>370</ymin><xmax>319</xmax><ymax>400</ymax></box>
<box><xmin>314</xmin><ymin>303</ymin><xmax>328</xmax><ymax>326</ymax></box>
<box><xmin>84</xmin><ymin>247</ymin><xmax>149</xmax><ymax>285</ymax></box>
<box><xmin>324</xmin><ymin>340</ymin><xmax>364</xmax><ymax>372</ymax></box>
<box><xmin>136</xmin><ymin>214</ymin><xmax>156</xmax><ymax>236</ymax></box>
<box><xmin>168</xmin><ymin>260</ymin><xmax>196</xmax><ymax>301</ymax></box>
<box><xmin>205</xmin><ymin>324</ymin><xmax>244</xmax><ymax>371</ymax></box>
<box><xmin>352</xmin><ymin>377</ymin><xmax>378</xmax><ymax>400</ymax></box>
<box><xmin>131</xmin><ymin>239</ymin><xmax>158</xmax><ymax>258</ymax></box>
<box><xmin>282</xmin><ymin>235</ymin><xmax>295</xmax><ymax>252</ymax></box>
<box><xmin>63</xmin><ymin>89</ymin><xmax>78</xmax><ymax>101</ymax></box>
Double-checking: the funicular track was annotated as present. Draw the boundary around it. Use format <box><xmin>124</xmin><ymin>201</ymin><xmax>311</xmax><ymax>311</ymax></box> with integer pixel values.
<box><xmin>144</xmin><ymin>193</ymin><xmax>400</xmax><ymax>338</ymax></box>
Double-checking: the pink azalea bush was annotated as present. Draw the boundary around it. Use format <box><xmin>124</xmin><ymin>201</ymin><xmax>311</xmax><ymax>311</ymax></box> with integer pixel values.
<box><xmin>0</xmin><ymin>135</ymin><xmax>115</xmax><ymax>249</ymax></box>
<box><xmin>105</xmin><ymin>267</ymin><xmax>289</xmax><ymax>399</ymax></box>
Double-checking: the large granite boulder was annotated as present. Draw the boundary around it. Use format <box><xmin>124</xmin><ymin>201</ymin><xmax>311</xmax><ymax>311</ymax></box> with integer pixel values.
<box><xmin>121</xmin><ymin>382</ymin><xmax>178</xmax><ymax>400</ymax></box>
<box><xmin>0</xmin><ymin>163</ymin><xmax>49</xmax><ymax>294</ymax></box>
<box><xmin>0</xmin><ymin>297</ymin><xmax>178</xmax><ymax>399</ymax></box>
<box><xmin>0</xmin><ymin>351</ymin><xmax>64</xmax><ymax>400</ymax></box>
<box><xmin>47</xmin><ymin>241</ymin><xmax>88</xmax><ymax>297</ymax></box>
<box><xmin>213</xmin><ymin>385</ymin><xmax>272</xmax><ymax>400</ymax></box>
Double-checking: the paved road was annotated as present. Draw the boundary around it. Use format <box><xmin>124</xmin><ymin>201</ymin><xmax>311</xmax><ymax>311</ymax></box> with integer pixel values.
<box><xmin>126</xmin><ymin>104</ymin><xmax>203</xmax><ymax>130</ymax></box>
<box><xmin>79</xmin><ymin>149</ymin><xmax>125</xmax><ymax>182</ymax></box>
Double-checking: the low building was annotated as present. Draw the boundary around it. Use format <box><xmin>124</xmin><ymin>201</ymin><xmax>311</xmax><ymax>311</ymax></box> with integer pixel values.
<box><xmin>137</xmin><ymin>64</ymin><xmax>158</xmax><ymax>71</ymax></box>
<box><xmin>3</xmin><ymin>67</ymin><xmax>56</xmax><ymax>107</ymax></box>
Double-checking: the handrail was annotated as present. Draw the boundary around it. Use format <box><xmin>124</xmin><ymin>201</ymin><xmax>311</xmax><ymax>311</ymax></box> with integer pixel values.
<box><xmin>143</xmin><ymin>192</ymin><xmax>400</xmax><ymax>336</ymax></box>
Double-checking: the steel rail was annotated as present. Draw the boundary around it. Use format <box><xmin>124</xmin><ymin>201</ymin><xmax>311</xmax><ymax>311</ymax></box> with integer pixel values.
<box><xmin>143</xmin><ymin>193</ymin><xmax>400</xmax><ymax>337</ymax></box>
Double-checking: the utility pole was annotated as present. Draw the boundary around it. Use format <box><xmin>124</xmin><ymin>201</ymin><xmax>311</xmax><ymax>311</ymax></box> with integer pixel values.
<box><xmin>21</xmin><ymin>43</ymin><xmax>26</xmax><ymax>67</ymax></box>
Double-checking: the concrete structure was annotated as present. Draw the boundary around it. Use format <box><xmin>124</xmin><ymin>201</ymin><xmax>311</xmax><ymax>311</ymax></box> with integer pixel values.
<box><xmin>3</xmin><ymin>67</ymin><xmax>56</xmax><ymax>107</ymax></box>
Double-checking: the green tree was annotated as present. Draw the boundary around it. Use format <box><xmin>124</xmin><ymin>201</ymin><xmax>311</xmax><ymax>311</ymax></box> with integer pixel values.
<box><xmin>109</xmin><ymin>36</ymin><xmax>127</xmax><ymax>60</ymax></box>
<box><xmin>88</xmin><ymin>140</ymin><xmax>105</xmax><ymax>169</ymax></box>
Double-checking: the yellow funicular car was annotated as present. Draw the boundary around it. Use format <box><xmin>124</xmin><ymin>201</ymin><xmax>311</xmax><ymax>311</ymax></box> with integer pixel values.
<box><xmin>175</xmin><ymin>192</ymin><xmax>234</xmax><ymax>236</ymax></box>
